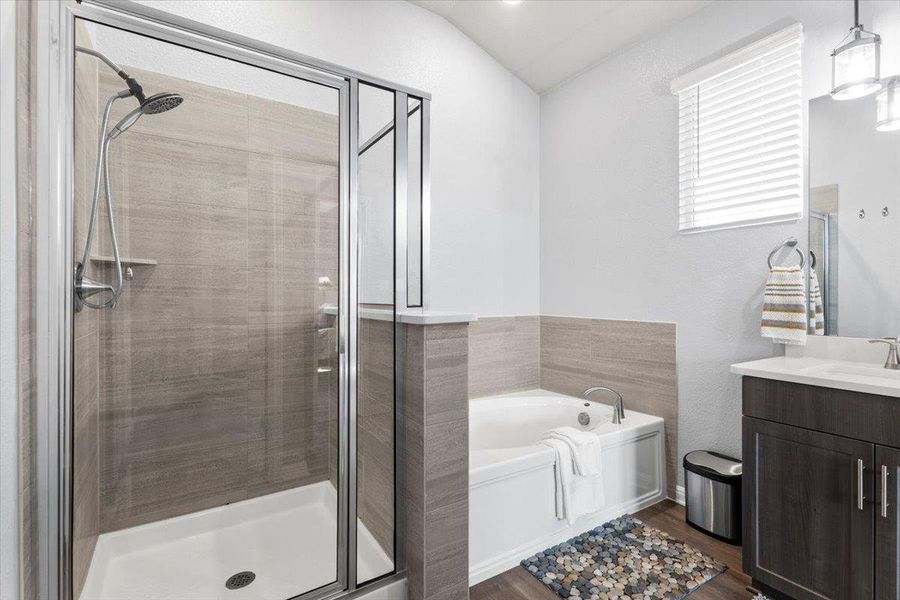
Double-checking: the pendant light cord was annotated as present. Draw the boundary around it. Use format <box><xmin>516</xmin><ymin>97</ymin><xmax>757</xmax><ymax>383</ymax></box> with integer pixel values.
<box><xmin>854</xmin><ymin>0</ymin><xmax>859</xmax><ymax>28</ymax></box>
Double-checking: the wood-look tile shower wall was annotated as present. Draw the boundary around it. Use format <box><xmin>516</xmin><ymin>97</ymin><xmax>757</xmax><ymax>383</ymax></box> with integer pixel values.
<box><xmin>72</xmin><ymin>63</ymin><xmax>342</xmax><ymax>542</ymax></box>
<box><xmin>16</xmin><ymin>2</ymin><xmax>39</xmax><ymax>598</ymax></box>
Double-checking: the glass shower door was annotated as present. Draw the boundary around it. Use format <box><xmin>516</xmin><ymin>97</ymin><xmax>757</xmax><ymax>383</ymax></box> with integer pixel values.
<box><xmin>71</xmin><ymin>19</ymin><xmax>345</xmax><ymax>600</ymax></box>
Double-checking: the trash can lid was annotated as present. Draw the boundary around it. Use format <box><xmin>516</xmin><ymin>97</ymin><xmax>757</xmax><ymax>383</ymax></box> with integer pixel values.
<box><xmin>684</xmin><ymin>450</ymin><xmax>742</xmax><ymax>477</ymax></box>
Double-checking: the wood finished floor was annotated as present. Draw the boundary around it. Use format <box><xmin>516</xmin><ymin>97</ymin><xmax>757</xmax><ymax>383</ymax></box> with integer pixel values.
<box><xmin>469</xmin><ymin>500</ymin><xmax>752</xmax><ymax>600</ymax></box>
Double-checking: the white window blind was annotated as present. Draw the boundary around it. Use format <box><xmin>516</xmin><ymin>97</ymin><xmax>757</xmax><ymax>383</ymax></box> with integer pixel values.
<box><xmin>673</xmin><ymin>23</ymin><xmax>803</xmax><ymax>233</ymax></box>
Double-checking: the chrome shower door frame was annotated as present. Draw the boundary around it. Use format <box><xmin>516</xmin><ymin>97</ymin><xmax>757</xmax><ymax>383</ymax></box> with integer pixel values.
<box><xmin>36</xmin><ymin>1</ymin><xmax>430</xmax><ymax>599</ymax></box>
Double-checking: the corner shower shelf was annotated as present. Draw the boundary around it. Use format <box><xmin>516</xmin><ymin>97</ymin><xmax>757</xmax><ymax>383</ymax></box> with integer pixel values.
<box><xmin>90</xmin><ymin>255</ymin><xmax>158</xmax><ymax>266</ymax></box>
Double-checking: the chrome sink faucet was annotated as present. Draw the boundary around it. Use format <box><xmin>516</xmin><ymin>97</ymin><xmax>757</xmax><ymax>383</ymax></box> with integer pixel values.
<box><xmin>583</xmin><ymin>386</ymin><xmax>625</xmax><ymax>424</ymax></box>
<box><xmin>869</xmin><ymin>335</ymin><xmax>900</xmax><ymax>370</ymax></box>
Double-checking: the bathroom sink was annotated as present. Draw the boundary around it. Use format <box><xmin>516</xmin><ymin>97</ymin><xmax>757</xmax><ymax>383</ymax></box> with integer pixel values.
<box><xmin>802</xmin><ymin>362</ymin><xmax>900</xmax><ymax>382</ymax></box>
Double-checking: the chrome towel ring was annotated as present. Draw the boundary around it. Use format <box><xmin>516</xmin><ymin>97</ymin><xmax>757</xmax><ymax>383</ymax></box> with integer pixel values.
<box><xmin>767</xmin><ymin>237</ymin><xmax>805</xmax><ymax>269</ymax></box>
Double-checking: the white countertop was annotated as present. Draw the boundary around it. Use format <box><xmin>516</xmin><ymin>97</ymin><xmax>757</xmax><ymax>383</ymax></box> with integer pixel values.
<box><xmin>731</xmin><ymin>356</ymin><xmax>900</xmax><ymax>398</ymax></box>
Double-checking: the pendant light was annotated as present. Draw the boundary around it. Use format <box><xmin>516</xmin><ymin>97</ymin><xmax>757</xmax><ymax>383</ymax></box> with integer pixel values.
<box><xmin>831</xmin><ymin>0</ymin><xmax>882</xmax><ymax>100</ymax></box>
<box><xmin>876</xmin><ymin>76</ymin><xmax>900</xmax><ymax>131</ymax></box>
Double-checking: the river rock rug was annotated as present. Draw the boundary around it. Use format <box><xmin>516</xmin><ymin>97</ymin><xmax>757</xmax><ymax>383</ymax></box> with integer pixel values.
<box><xmin>520</xmin><ymin>515</ymin><xmax>727</xmax><ymax>599</ymax></box>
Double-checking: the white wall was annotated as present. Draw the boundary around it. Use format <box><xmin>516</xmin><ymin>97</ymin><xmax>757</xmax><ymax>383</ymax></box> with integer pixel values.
<box><xmin>133</xmin><ymin>0</ymin><xmax>542</xmax><ymax>317</ymax></box>
<box><xmin>809</xmin><ymin>95</ymin><xmax>900</xmax><ymax>338</ymax></box>
<box><xmin>540</xmin><ymin>0</ymin><xmax>900</xmax><ymax>476</ymax></box>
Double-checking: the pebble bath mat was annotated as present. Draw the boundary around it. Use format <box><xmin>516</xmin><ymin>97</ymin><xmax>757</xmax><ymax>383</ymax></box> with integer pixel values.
<box><xmin>520</xmin><ymin>515</ymin><xmax>727</xmax><ymax>599</ymax></box>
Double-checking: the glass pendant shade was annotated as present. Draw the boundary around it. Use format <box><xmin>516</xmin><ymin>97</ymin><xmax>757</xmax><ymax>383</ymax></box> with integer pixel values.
<box><xmin>876</xmin><ymin>76</ymin><xmax>900</xmax><ymax>131</ymax></box>
<box><xmin>831</xmin><ymin>29</ymin><xmax>882</xmax><ymax>100</ymax></box>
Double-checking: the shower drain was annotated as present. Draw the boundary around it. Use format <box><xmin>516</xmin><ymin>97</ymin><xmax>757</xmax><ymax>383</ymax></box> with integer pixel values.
<box><xmin>225</xmin><ymin>571</ymin><xmax>256</xmax><ymax>590</ymax></box>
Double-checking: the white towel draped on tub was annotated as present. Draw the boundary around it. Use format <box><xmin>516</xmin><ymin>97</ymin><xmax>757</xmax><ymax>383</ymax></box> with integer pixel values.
<box><xmin>546</xmin><ymin>427</ymin><xmax>603</xmax><ymax>476</ymax></box>
<box><xmin>540</xmin><ymin>427</ymin><xmax>605</xmax><ymax>525</ymax></box>
<box><xmin>761</xmin><ymin>265</ymin><xmax>807</xmax><ymax>346</ymax></box>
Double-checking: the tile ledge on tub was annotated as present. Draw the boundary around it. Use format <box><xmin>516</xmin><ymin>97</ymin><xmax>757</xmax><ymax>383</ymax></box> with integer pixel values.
<box><xmin>731</xmin><ymin>356</ymin><xmax>900</xmax><ymax>398</ymax></box>
<box><xmin>321</xmin><ymin>304</ymin><xmax>477</xmax><ymax>324</ymax></box>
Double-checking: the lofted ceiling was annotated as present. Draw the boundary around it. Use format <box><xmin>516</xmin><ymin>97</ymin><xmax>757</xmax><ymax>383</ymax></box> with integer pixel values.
<box><xmin>410</xmin><ymin>0</ymin><xmax>713</xmax><ymax>93</ymax></box>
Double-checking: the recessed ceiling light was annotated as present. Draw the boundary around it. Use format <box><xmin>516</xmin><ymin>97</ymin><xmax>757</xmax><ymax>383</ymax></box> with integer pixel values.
<box><xmin>503</xmin><ymin>0</ymin><xmax>523</xmax><ymax>5</ymax></box>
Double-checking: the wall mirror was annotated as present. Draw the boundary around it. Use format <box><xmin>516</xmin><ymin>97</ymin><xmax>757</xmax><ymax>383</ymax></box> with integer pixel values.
<box><xmin>808</xmin><ymin>94</ymin><xmax>900</xmax><ymax>338</ymax></box>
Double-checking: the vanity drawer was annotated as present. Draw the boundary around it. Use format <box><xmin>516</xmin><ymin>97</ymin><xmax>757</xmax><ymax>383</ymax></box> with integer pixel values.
<box><xmin>743</xmin><ymin>376</ymin><xmax>900</xmax><ymax>447</ymax></box>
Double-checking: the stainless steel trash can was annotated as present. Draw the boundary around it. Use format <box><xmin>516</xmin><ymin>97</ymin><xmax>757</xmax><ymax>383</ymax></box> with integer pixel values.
<box><xmin>683</xmin><ymin>450</ymin><xmax>742</xmax><ymax>544</ymax></box>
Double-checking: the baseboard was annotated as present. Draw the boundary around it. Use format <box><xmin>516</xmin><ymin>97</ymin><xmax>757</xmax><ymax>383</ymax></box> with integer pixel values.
<box><xmin>674</xmin><ymin>485</ymin><xmax>685</xmax><ymax>506</ymax></box>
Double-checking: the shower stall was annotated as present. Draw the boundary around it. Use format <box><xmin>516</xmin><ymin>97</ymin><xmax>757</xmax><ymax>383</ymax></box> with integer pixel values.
<box><xmin>40</xmin><ymin>2</ymin><xmax>428</xmax><ymax>599</ymax></box>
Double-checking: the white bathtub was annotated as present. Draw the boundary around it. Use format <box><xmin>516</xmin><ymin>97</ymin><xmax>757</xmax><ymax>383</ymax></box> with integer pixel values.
<box><xmin>468</xmin><ymin>390</ymin><xmax>666</xmax><ymax>585</ymax></box>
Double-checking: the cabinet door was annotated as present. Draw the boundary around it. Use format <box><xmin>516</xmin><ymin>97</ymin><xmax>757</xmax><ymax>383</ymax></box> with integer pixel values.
<box><xmin>743</xmin><ymin>417</ymin><xmax>874</xmax><ymax>599</ymax></box>
<box><xmin>876</xmin><ymin>446</ymin><xmax>900</xmax><ymax>600</ymax></box>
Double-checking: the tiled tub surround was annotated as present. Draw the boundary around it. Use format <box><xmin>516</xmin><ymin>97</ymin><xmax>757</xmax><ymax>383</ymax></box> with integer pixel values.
<box><xmin>541</xmin><ymin>317</ymin><xmax>678</xmax><ymax>499</ymax></box>
<box><xmin>468</xmin><ymin>316</ymin><xmax>678</xmax><ymax>499</ymax></box>
<box><xmin>468</xmin><ymin>316</ymin><xmax>540</xmax><ymax>399</ymax></box>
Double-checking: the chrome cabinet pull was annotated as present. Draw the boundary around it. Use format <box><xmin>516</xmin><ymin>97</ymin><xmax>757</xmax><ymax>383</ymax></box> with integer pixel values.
<box><xmin>882</xmin><ymin>465</ymin><xmax>890</xmax><ymax>519</ymax></box>
<box><xmin>857</xmin><ymin>459</ymin><xmax>865</xmax><ymax>511</ymax></box>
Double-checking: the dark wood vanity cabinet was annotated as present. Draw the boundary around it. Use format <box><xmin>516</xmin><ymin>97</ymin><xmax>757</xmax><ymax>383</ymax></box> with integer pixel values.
<box><xmin>743</xmin><ymin>417</ymin><xmax>874</xmax><ymax>599</ymax></box>
<box><xmin>741</xmin><ymin>377</ymin><xmax>900</xmax><ymax>600</ymax></box>
<box><xmin>876</xmin><ymin>446</ymin><xmax>899</xmax><ymax>600</ymax></box>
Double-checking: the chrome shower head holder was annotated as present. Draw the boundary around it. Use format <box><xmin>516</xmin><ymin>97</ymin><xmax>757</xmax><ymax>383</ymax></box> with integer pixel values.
<box><xmin>73</xmin><ymin>47</ymin><xmax>183</xmax><ymax>310</ymax></box>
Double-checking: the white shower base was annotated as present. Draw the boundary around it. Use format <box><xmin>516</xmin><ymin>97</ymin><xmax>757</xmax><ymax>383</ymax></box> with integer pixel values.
<box><xmin>80</xmin><ymin>481</ymin><xmax>393</xmax><ymax>600</ymax></box>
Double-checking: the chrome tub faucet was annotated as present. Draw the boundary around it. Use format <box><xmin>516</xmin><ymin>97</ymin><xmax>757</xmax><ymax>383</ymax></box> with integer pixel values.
<box><xmin>583</xmin><ymin>386</ymin><xmax>625</xmax><ymax>424</ymax></box>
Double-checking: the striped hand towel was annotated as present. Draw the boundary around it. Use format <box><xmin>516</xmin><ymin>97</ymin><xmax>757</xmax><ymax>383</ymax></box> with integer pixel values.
<box><xmin>761</xmin><ymin>266</ymin><xmax>807</xmax><ymax>345</ymax></box>
<box><xmin>808</xmin><ymin>268</ymin><xmax>825</xmax><ymax>335</ymax></box>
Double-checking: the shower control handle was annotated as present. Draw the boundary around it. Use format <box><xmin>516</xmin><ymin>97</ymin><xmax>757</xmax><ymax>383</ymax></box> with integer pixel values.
<box><xmin>76</xmin><ymin>273</ymin><xmax>115</xmax><ymax>301</ymax></box>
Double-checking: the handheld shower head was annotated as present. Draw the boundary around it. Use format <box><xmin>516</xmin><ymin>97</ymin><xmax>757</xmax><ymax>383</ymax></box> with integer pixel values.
<box><xmin>108</xmin><ymin>92</ymin><xmax>184</xmax><ymax>139</ymax></box>
<box><xmin>141</xmin><ymin>92</ymin><xmax>184</xmax><ymax>114</ymax></box>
